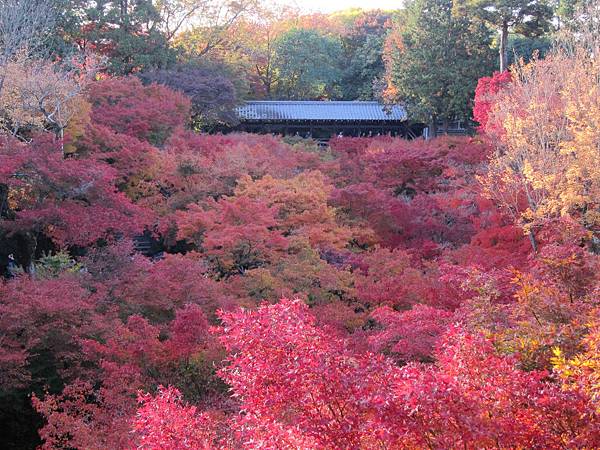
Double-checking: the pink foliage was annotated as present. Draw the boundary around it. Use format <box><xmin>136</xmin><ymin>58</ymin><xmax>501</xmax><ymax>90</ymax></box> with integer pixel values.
<box><xmin>473</xmin><ymin>71</ymin><xmax>513</xmax><ymax>131</ymax></box>
<box><xmin>132</xmin><ymin>386</ymin><xmax>218</xmax><ymax>450</ymax></box>
<box><xmin>87</xmin><ymin>77</ymin><xmax>191</xmax><ymax>146</ymax></box>
<box><xmin>176</xmin><ymin>196</ymin><xmax>288</xmax><ymax>275</ymax></box>
<box><xmin>0</xmin><ymin>134</ymin><xmax>149</xmax><ymax>246</ymax></box>
<box><xmin>211</xmin><ymin>300</ymin><xmax>599</xmax><ymax>448</ymax></box>
<box><xmin>34</xmin><ymin>304</ymin><xmax>218</xmax><ymax>449</ymax></box>
<box><xmin>370</xmin><ymin>304</ymin><xmax>454</xmax><ymax>362</ymax></box>
<box><xmin>395</xmin><ymin>327</ymin><xmax>600</xmax><ymax>448</ymax></box>
<box><xmin>354</xmin><ymin>247</ymin><xmax>435</xmax><ymax>308</ymax></box>
<box><xmin>117</xmin><ymin>253</ymin><xmax>233</xmax><ymax>320</ymax></box>
<box><xmin>217</xmin><ymin>298</ymin><xmax>403</xmax><ymax>449</ymax></box>
<box><xmin>77</xmin><ymin>122</ymin><xmax>159</xmax><ymax>189</ymax></box>
<box><xmin>330</xmin><ymin>136</ymin><xmax>490</xmax><ymax>250</ymax></box>
<box><xmin>0</xmin><ymin>274</ymin><xmax>101</xmax><ymax>389</ymax></box>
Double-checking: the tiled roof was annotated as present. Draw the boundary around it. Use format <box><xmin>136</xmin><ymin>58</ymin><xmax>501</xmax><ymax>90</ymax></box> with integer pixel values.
<box><xmin>236</xmin><ymin>101</ymin><xmax>407</xmax><ymax>122</ymax></box>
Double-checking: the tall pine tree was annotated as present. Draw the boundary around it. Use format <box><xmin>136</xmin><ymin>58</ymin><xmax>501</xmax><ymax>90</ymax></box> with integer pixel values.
<box><xmin>385</xmin><ymin>0</ymin><xmax>494</xmax><ymax>135</ymax></box>
<box><xmin>454</xmin><ymin>0</ymin><xmax>553</xmax><ymax>71</ymax></box>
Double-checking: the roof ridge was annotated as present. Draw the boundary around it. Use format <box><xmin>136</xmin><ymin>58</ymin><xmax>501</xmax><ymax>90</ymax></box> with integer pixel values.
<box><xmin>243</xmin><ymin>100</ymin><xmax>387</xmax><ymax>104</ymax></box>
<box><xmin>235</xmin><ymin>102</ymin><xmax>407</xmax><ymax>121</ymax></box>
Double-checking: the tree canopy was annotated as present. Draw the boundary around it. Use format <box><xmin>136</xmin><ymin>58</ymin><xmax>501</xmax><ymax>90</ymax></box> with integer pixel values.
<box><xmin>273</xmin><ymin>28</ymin><xmax>343</xmax><ymax>99</ymax></box>
<box><xmin>2</xmin><ymin>1</ymin><xmax>600</xmax><ymax>448</ymax></box>
<box><xmin>384</xmin><ymin>0</ymin><xmax>495</xmax><ymax>132</ymax></box>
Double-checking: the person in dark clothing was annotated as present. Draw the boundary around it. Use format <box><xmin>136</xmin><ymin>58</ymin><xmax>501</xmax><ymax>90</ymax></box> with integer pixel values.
<box><xmin>6</xmin><ymin>254</ymin><xmax>17</xmax><ymax>278</ymax></box>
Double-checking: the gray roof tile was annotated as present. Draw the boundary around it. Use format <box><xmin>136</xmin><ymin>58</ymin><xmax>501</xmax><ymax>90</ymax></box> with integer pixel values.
<box><xmin>236</xmin><ymin>101</ymin><xmax>407</xmax><ymax>122</ymax></box>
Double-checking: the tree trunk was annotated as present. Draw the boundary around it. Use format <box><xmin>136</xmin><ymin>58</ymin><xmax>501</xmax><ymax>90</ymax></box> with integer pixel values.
<box><xmin>24</xmin><ymin>231</ymin><xmax>37</xmax><ymax>274</ymax></box>
<box><xmin>591</xmin><ymin>235</ymin><xmax>600</xmax><ymax>254</ymax></box>
<box><xmin>58</xmin><ymin>126</ymin><xmax>65</xmax><ymax>154</ymax></box>
<box><xmin>428</xmin><ymin>115</ymin><xmax>438</xmax><ymax>139</ymax></box>
<box><xmin>499</xmin><ymin>22</ymin><xmax>509</xmax><ymax>72</ymax></box>
<box><xmin>0</xmin><ymin>183</ymin><xmax>8</xmax><ymax>218</ymax></box>
<box><xmin>528</xmin><ymin>229</ymin><xmax>538</xmax><ymax>253</ymax></box>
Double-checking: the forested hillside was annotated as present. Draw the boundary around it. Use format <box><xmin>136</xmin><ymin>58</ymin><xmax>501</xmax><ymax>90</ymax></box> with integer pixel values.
<box><xmin>1</xmin><ymin>0</ymin><xmax>600</xmax><ymax>449</ymax></box>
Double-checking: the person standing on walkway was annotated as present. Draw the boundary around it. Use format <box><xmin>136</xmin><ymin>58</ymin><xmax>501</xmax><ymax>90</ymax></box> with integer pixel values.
<box><xmin>6</xmin><ymin>254</ymin><xmax>17</xmax><ymax>278</ymax></box>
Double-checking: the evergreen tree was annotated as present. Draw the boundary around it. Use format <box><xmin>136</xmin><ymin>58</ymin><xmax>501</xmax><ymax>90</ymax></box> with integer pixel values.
<box><xmin>340</xmin><ymin>11</ymin><xmax>391</xmax><ymax>100</ymax></box>
<box><xmin>385</xmin><ymin>0</ymin><xmax>494</xmax><ymax>135</ymax></box>
<box><xmin>57</xmin><ymin>0</ymin><xmax>175</xmax><ymax>75</ymax></box>
<box><xmin>455</xmin><ymin>0</ymin><xmax>553</xmax><ymax>71</ymax></box>
<box><xmin>273</xmin><ymin>28</ymin><xmax>343</xmax><ymax>100</ymax></box>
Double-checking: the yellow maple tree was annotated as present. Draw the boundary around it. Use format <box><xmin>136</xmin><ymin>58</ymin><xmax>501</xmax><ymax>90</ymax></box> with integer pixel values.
<box><xmin>552</xmin><ymin>309</ymin><xmax>600</xmax><ymax>411</ymax></box>
<box><xmin>482</xmin><ymin>42</ymin><xmax>600</xmax><ymax>247</ymax></box>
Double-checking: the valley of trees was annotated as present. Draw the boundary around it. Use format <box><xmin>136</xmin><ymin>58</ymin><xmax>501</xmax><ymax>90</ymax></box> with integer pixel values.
<box><xmin>1</xmin><ymin>0</ymin><xmax>600</xmax><ymax>448</ymax></box>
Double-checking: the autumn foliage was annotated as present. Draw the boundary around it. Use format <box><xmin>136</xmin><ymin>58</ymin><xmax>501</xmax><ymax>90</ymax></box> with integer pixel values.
<box><xmin>2</xmin><ymin>40</ymin><xmax>600</xmax><ymax>449</ymax></box>
<box><xmin>473</xmin><ymin>70</ymin><xmax>512</xmax><ymax>130</ymax></box>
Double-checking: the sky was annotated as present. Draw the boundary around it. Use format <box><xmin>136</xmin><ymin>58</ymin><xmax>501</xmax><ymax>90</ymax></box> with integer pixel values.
<box><xmin>292</xmin><ymin>0</ymin><xmax>402</xmax><ymax>13</ymax></box>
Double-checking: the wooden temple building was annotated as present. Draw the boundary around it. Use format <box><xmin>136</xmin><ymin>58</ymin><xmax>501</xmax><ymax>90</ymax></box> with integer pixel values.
<box><xmin>233</xmin><ymin>101</ymin><xmax>426</xmax><ymax>139</ymax></box>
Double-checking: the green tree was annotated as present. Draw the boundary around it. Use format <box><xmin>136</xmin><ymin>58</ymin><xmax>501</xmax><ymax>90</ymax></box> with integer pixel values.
<box><xmin>455</xmin><ymin>0</ymin><xmax>553</xmax><ymax>71</ymax></box>
<box><xmin>58</xmin><ymin>0</ymin><xmax>175</xmax><ymax>75</ymax></box>
<box><xmin>273</xmin><ymin>28</ymin><xmax>343</xmax><ymax>99</ymax></box>
<box><xmin>340</xmin><ymin>11</ymin><xmax>391</xmax><ymax>100</ymax></box>
<box><xmin>385</xmin><ymin>0</ymin><xmax>494</xmax><ymax>135</ymax></box>
<box><xmin>506</xmin><ymin>34</ymin><xmax>551</xmax><ymax>65</ymax></box>
<box><xmin>553</xmin><ymin>0</ymin><xmax>589</xmax><ymax>28</ymax></box>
